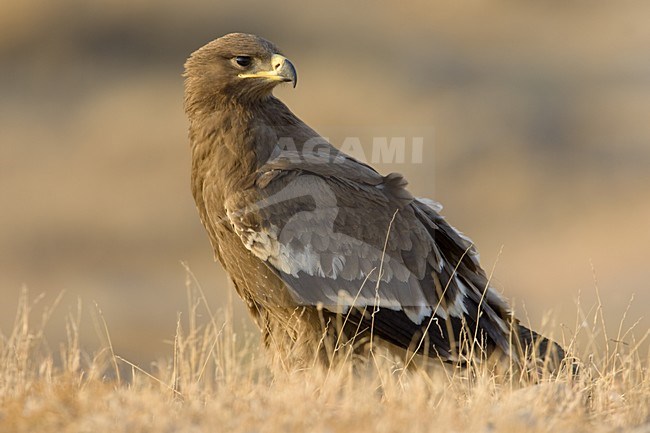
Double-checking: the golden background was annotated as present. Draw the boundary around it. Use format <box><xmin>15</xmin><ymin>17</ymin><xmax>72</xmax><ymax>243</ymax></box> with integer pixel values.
<box><xmin>1</xmin><ymin>0</ymin><xmax>649</xmax><ymax>365</ymax></box>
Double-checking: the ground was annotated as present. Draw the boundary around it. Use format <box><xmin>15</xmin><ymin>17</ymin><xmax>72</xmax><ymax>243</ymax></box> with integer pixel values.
<box><xmin>1</xmin><ymin>289</ymin><xmax>647</xmax><ymax>433</ymax></box>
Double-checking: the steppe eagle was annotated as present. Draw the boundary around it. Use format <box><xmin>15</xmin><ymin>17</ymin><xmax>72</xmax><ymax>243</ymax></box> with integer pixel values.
<box><xmin>183</xmin><ymin>33</ymin><xmax>566</xmax><ymax>370</ymax></box>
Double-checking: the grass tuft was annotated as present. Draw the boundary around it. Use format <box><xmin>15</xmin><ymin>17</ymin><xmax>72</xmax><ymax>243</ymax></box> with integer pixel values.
<box><xmin>0</xmin><ymin>282</ymin><xmax>648</xmax><ymax>433</ymax></box>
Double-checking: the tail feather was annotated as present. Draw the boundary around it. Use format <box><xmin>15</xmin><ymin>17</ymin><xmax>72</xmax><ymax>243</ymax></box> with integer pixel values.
<box><xmin>516</xmin><ymin>324</ymin><xmax>571</xmax><ymax>373</ymax></box>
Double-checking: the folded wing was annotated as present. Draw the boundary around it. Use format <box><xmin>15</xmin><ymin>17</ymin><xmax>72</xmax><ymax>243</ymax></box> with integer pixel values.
<box><xmin>217</xmin><ymin>150</ymin><xmax>513</xmax><ymax>361</ymax></box>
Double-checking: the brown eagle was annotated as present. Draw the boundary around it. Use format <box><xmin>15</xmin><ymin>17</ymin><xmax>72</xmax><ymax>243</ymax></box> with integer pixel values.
<box><xmin>183</xmin><ymin>33</ymin><xmax>566</xmax><ymax>370</ymax></box>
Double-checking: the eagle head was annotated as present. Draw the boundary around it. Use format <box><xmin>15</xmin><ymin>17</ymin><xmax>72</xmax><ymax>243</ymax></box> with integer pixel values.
<box><xmin>183</xmin><ymin>33</ymin><xmax>297</xmax><ymax>112</ymax></box>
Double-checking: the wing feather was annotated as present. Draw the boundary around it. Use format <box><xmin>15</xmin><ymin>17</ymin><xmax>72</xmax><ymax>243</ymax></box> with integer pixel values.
<box><xmin>219</xmin><ymin>151</ymin><xmax>513</xmax><ymax>359</ymax></box>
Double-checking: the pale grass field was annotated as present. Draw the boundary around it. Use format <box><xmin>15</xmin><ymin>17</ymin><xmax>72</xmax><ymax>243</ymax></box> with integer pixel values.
<box><xmin>1</xmin><ymin>285</ymin><xmax>648</xmax><ymax>433</ymax></box>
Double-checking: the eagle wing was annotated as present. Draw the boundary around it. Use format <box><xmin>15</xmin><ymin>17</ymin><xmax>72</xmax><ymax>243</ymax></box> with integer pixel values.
<box><xmin>215</xmin><ymin>150</ymin><xmax>512</xmax><ymax>360</ymax></box>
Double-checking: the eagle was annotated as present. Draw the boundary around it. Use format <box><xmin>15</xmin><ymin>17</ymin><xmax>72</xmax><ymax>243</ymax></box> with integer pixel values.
<box><xmin>183</xmin><ymin>33</ymin><xmax>566</xmax><ymax>371</ymax></box>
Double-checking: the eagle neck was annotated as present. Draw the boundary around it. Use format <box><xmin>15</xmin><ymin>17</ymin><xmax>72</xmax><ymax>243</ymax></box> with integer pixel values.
<box><xmin>190</xmin><ymin>97</ymin><xmax>285</xmax><ymax>207</ymax></box>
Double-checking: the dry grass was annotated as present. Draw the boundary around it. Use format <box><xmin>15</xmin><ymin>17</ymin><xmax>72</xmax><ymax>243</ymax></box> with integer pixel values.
<box><xmin>1</xmin><ymin>284</ymin><xmax>648</xmax><ymax>433</ymax></box>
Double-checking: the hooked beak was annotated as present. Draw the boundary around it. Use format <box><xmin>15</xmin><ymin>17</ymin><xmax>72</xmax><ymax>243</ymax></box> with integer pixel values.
<box><xmin>238</xmin><ymin>54</ymin><xmax>297</xmax><ymax>88</ymax></box>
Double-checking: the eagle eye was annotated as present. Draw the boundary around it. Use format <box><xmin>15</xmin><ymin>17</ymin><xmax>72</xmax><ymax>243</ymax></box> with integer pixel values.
<box><xmin>235</xmin><ymin>56</ymin><xmax>252</xmax><ymax>67</ymax></box>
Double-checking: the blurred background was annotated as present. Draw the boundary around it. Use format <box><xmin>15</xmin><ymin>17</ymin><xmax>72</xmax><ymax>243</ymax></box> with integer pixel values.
<box><xmin>1</xmin><ymin>0</ymin><xmax>649</xmax><ymax>366</ymax></box>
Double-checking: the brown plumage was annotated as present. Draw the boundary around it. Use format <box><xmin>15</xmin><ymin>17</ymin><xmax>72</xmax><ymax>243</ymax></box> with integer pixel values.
<box><xmin>183</xmin><ymin>33</ymin><xmax>567</xmax><ymax>371</ymax></box>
